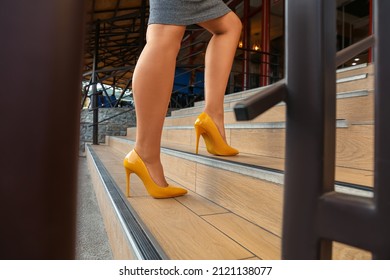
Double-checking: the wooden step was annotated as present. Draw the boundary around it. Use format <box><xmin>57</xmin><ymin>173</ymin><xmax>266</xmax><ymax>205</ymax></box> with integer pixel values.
<box><xmin>336</xmin><ymin>90</ymin><xmax>373</xmax><ymax>123</ymax></box>
<box><xmin>170</xmin><ymin>63</ymin><xmax>373</xmax><ymax>118</ymax></box>
<box><xmin>110</xmin><ymin>135</ymin><xmax>374</xmax><ymax>200</ymax></box>
<box><xmin>164</xmin><ymin>88</ymin><xmax>373</xmax><ymax>128</ymax></box>
<box><xmin>88</xmin><ymin>136</ymin><xmax>372</xmax><ymax>259</ymax></box>
<box><xmin>336</xmin><ymin>63</ymin><xmax>372</xmax><ymax>79</ymax></box>
<box><xmin>107</xmin><ymin>137</ymin><xmax>286</xmax><ymax>238</ymax></box>
<box><xmin>127</xmin><ymin>120</ymin><xmax>374</xmax><ymax>173</ymax></box>
<box><xmin>112</xmin><ymin>134</ymin><xmax>373</xmax><ymax>188</ymax></box>
<box><xmin>336</xmin><ymin>72</ymin><xmax>374</xmax><ymax>93</ymax></box>
<box><xmin>87</xmin><ymin>143</ymin><xmax>281</xmax><ymax>260</ymax></box>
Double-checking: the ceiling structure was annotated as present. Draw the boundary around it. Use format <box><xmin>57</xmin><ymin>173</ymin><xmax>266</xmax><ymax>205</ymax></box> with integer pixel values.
<box><xmin>82</xmin><ymin>0</ymin><xmax>370</xmax><ymax>97</ymax></box>
<box><xmin>83</xmin><ymin>0</ymin><xmax>147</xmax><ymax>90</ymax></box>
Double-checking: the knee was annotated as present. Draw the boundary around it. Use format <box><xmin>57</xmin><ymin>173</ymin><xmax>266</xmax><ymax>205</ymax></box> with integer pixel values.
<box><xmin>146</xmin><ymin>25</ymin><xmax>185</xmax><ymax>55</ymax></box>
<box><xmin>209</xmin><ymin>12</ymin><xmax>242</xmax><ymax>38</ymax></box>
<box><xmin>230</xmin><ymin>14</ymin><xmax>243</xmax><ymax>39</ymax></box>
<box><xmin>230</xmin><ymin>13</ymin><xmax>243</xmax><ymax>36</ymax></box>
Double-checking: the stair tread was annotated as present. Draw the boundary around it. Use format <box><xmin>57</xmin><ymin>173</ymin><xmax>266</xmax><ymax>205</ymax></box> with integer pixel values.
<box><xmin>167</xmin><ymin>89</ymin><xmax>373</xmax><ymax>126</ymax></box>
<box><xmin>113</xmin><ymin>136</ymin><xmax>373</xmax><ymax>188</ymax></box>
<box><xmin>172</xmin><ymin>64</ymin><xmax>373</xmax><ymax>118</ymax></box>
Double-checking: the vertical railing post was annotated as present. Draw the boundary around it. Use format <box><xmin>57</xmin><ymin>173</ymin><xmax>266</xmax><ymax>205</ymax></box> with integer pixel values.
<box><xmin>260</xmin><ymin>0</ymin><xmax>271</xmax><ymax>86</ymax></box>
<box><xmin>0</xmin><ymin>0</ymin><xmax>85</xmax><ymax>259</ymax></box>
<box><xmin>92</xmin><ymin>20</ymin><xmax>100</xmax><ymax>145</ymax></box>
<box><xmin>282</xmin><ymin>0</ymin><xmax>336</xmax><ymax>259</ymax></box>
<box><xmin>372</xmin><ymin>0</ymin><xmax>390</xmax><ymax>259</ymax></box>
<box><xmin>139</xmin><ymin>0</ymin><xmax>147</xmax><ymax>52</ymax></box>
<box><xmin>242</xmin><ymin>0</ymin><xmax>250</xmax><ymax>91</ymax></box>
<box><xmin>368</xmin><ymin>0</ymin><xmax>374</xmax><ymax>63</ymax></box>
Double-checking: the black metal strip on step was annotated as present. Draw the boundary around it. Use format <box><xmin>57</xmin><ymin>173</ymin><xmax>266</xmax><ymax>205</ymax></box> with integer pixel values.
<box><xmin>87</xmin><ymin>144</ymin><xmax>167</xmax><ymax>260</ymax></box>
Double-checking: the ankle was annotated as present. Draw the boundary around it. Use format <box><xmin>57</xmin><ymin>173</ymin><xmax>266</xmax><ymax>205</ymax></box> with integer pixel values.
<box><xmin>134</xmin><ymin>145</ymin><xmax>160</xmax><ymax>163</ymax></box>
<box><xmin>133</xmin><ymin>146</ymin><xmax>167</xmax><ymax>186</ymax></box>
<box><xmin>202</xmin><ymin>111</ymin><xmax>226</xmax><ymax>141</ymax></box>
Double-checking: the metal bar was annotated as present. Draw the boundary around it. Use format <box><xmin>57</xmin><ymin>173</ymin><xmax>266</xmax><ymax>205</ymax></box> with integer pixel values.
<box><xmin>96</xmin><ymin>11</ymin><xmax>141</xmax><ymax>24</ymax></box>
<box><xmin>92</xmin><ymin>21</ymin><xmax>100</xmax><ymax>145</ymax></box>
<box><xmin>99</xmin><ymin>82</ymin><xmax>114</xmax><ymax>108</ymax></box>
<box><xmin>336</xmin><ymin>35</ymin><xmax>375</xmax><ymax>67</ymax></box>
<box><xmin>0</xmin><ymin>0</ymin><xmax>85</xmax><ymax>259</ymax></box>
<box><xmin>260</xmin><ymin>0</ymin><xmax>271</xmax><ymax>86</ymax></box>
<box><xmin>94</xmin><ymin>68</ymin><xmax>134</xmax><ymax>84</ymax></box>
<box><xmin>114</xmin><ymin>78</ymin><xmax>132</xmax><ymax>107</ymax></box>
<box><xmin>233</xmin><ymin>80</ymin><xmax>287</xmax><ymax>121</ymax></box>
<box><xmin>372</xmin><ymin>0</ymin><xmax>390</xmax><ymax>259</ymax></box>
<box><xmin>87</xmin><ymin>109</ymin><xmax>134</xmax><ymax>127</ymax></box>
<box><xmin>139</xmin><ymin>0</ymin><xmax>147</xmax><ymax>52</ymax></box>
<box><xmin>179</xmin><ymin>40</ymin><xmax>207</xmax><ymax>51</ymax></box>
<box><xmin>368</xmin><ymin>0</ymin><xmax>373</xmax><ymax>63</ymax></box>
<box><xmin>317</xmin><ymin>192</ymin><xmax>376</xmax><ymax>251</ymax></box>
<box><xmin>172</xmin><ymin>79</ymin><xmax>204</xmax><ymax>95</ymax></box>
<box><xmin>282</xmin><ymin>0</ymin><xmax>336</xmax><ymax>259</ymax></box>
<box><xmin>83</xmin><ymin>65</ymin><xmax>135</xmax><ymax>77</ymax></box>
<box><xmin>242</xmin><ymin>0</ymin><xmax>250</xmax><ymax>90</ymax></box>
<box><xmin>90</xmin><ymin>7</ymin><xmax>140</xmax><ymax>15</ymax></box>
<box><xmin>176</xmin><ymin>50</ymin><xmax>205</xmax><ymax>63</ymax></box>
<box><xmin>81</xmin><ymin>76</ymin><xmax>93</xmax><ymax>109</ymax></box>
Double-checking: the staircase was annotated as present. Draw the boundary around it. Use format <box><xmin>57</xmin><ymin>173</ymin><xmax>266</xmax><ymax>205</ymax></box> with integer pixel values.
<box><xmin>86</xmin><ymin>63</ymin><xmax>374</xmax><ymax>260</ymax></box>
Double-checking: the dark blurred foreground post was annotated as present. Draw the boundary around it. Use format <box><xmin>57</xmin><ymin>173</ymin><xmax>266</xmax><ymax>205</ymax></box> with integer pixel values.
<box><xmin>0</xmin><ymin>0</ymin><xmax>86</xmax><ymax>259</ymax></box>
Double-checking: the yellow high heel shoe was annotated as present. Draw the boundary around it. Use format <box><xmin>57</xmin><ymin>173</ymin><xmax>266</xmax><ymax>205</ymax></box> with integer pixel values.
<box><xmin>123</xmin><ymin>149</ymin><xmax>187</xmax><ymax>199</ymax></box>
<box><xmin>194</xmin><ymin>112</ymin><xmax>239</xmax><ymax>156</ymax></box>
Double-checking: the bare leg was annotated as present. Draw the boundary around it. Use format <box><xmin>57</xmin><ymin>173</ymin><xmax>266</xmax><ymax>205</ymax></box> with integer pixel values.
<box><xmin>198</xmin><ymin>12</ymin><xmax>242</xmax><ymax>140</ymax></box>
<box><xmin>132</xmin><ymin>24</ymin><xmax>185</xmax><ymax>186</ymax></box>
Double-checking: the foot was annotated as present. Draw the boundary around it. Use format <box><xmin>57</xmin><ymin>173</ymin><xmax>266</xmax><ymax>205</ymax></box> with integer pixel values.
<box><xmin>134</xmin><ymin>148</ymin><xmax>168</xmax><ymax>187</ymax></box>
<box><xmin>143</xmin><ymin>159</ymin><xmax>169</xmax><ymax>187</ymax></box>
<box><xmin>204</xmin><ymin>110</ymin><xmax>227</xmax><ymax>142</ymax></box>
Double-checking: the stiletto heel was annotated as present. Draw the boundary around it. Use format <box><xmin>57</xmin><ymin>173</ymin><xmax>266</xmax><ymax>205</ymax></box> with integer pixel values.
<box><xmin>123</xmin><ymin>149</ymin><xmax>187</xmax><ymax>199</ymax></box>
<box><xmin>194</xmin><ymin>112</ymin><xmax>239</xmax><ymax>156</ymax></box>
<box><xmin>125</xmin><ymin>168</ymin><xmax>131</xmax><ymax>197</ymax></box>
<box><xmin>195</xmin><ymin>125</ymin><xmax>205</xmax><ymax>154</ymax></box>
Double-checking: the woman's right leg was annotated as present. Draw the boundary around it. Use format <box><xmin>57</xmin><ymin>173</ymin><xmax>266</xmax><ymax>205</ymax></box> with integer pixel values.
<box><xmin>132</xmin><ymin>24</ymin><xmax>186</xmax><ymax>187</ymax></box>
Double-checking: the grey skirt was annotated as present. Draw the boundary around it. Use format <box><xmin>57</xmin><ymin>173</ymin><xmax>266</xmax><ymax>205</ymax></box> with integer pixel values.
<box><xmin>148</xmin><ymin>0</ymin><xmax>232</xmax><ymax>26</ymax></box>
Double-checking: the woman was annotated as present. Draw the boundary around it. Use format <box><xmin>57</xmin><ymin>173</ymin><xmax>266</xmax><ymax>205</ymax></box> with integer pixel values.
<box><xmin>123</xmin><ymin>0</ymin><xmax>242</xmax><ymax>198</ymax></box>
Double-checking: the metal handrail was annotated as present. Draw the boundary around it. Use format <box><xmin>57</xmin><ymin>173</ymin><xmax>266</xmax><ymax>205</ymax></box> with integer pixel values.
<box><xmin>234</xmin><ymin>36</ymin><xmax>375</xmax><ymax>121</ymax></box>
<box><xmin>234</xmin><ymin>80</ymin><xmax>287</xmax><ymax>120</ymax></box>
<box><xmin>336</xmin><ymin>35</ymin><xmax>375</xmax><ymax>66</ymax></box>
<box><xmin>85</xmin><ymin>108</ymin><xmax>134</xmax><ymax>127</ymax></box>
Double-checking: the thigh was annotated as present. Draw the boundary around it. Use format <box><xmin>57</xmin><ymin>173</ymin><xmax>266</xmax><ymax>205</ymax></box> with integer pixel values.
<box><xmin>149</xmin><ymin>0</ymin><xmax>232</xmax><ymax>26</ymax></box>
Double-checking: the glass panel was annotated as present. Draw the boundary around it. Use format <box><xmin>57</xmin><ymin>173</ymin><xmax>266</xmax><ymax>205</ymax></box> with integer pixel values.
<box><xmin>250</xmin><ymin>0</ymin><xmax>262</xmax><ymax>13</ymax></box>
<box><xmin>337</xmin><ymin>0</ymin><xmax>371</xmax><ymax>67</ymax></box>
<box><xmin>270</xmin><ymin>0</ymin><xmax>284</xmax><ymax>81</ymax></box>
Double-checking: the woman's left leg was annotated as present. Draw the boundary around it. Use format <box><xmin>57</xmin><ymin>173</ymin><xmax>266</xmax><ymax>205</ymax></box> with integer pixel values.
<box><xmin>197</xmin><ymin>12</ymin><xmax>242</xmax><ymax>140</ymax></box>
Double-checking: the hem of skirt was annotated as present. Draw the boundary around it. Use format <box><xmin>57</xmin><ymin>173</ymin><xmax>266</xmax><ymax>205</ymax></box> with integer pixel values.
<box><xmin>148</xmin><ymin>8</ymin><xmax>232</xmax><ymax>26</ymax></box>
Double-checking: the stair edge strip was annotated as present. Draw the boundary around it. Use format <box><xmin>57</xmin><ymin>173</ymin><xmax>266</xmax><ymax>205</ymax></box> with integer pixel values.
<box><xmin>86</xmin><ymin>144</ymin><xmax>168</xmax><ymax>260</ymax></box>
